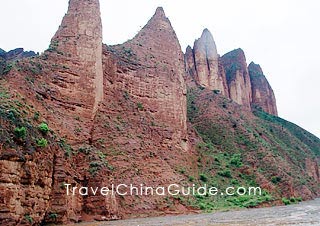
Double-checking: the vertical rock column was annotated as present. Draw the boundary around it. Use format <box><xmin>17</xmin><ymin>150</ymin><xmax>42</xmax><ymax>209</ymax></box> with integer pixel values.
<box><xmin>221</xmin><ymin>48</ymin><xmax>252</xmax><ymax>109</ymax></box>
<box><xmin>249</xmin><ymin>62</ymin><xmax>278</xmax><ymax>115</ymax></box>
<box><xmin>185</xmin><ymin>29</ymin><xmax>228</xmax><ymax>96</ymax></box>
<box><xmin>51</xmin><ymin>0</ymin><xmax>103</xmax><ymax>116</ymax></box>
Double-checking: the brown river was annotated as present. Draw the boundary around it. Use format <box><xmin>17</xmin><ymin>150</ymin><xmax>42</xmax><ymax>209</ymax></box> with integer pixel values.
<box><xmin>63</xmin><ymin>198</ymin><xmax>320</xmax><ymax>226</ymax></box>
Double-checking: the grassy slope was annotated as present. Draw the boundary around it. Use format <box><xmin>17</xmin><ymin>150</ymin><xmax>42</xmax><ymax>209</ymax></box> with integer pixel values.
<box><xmin>185</xmin><ymin>87</ymin><xmax>320</xmax><ymax>211</ymax></box>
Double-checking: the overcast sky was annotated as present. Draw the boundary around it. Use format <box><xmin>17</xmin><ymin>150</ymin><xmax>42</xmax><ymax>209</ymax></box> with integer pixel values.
<box><xmin>0</xmin><ymin>0</ymin><xmax>319</xmax><ymax>138</ymax></box>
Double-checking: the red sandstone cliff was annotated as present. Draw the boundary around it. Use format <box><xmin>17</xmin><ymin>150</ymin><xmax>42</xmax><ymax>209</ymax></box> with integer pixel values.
<box><xmin>248</xmin><ymin>62</ymin><xmax>278</xmax><ymax>115</ymax></box>
<box><xmin>185</xmin><ymin>29</ymin><xmax>228</xmax><ymax>96</ymax></box>
<box><xmin>50</xmin><ymin>0</ymin><xmax>103</xmax><ymax>117</ymax></box>
<box><xmin>184</xmin><ymin>34</ymin><xmax>278</xmax><ymax>115</ymax></box>
<box><xmin>0</xmin><ymin>0</ymin><xmax>319</xmax><ymax>225</ymax></box>
<box><xmin>220</xmin><ymin>48</ymin><xmax>252</xmax><ymax>110</ymax></box>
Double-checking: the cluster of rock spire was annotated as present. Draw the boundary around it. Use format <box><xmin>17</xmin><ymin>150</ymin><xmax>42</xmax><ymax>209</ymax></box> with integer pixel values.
<box><xmin>185</xmin><ymin>29</ymin><xmax>277</xmax><ymax>115</ymax></box>
<box><xmin>49</xmin><ymin>0</ymin><xmax>277</xmax><ymax>116</ymax></box>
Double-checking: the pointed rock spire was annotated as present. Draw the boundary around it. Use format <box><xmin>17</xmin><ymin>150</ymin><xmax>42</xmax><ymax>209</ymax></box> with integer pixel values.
<box><xmin>194</xmin><ymin>28</ymin><xmax>218</xmax><ymax>60</ymax></box>
<box><xmin>117</xmin><ymin>7</ymin><xmax>187</xmax><ymax>134</ymax></box>
<box><xmin>184</xmin><ymin>29</ymin><xmax>228</xmax><ymax>95</ymax></box>
<box><xmin>50</xmin><ymin>0</ymin><xmax>103</xmax><ymax>116</ymax></box>
<box><xmin>154</xmin><ymin>6</ymin><xmax>166</xmax><ymax>18</ymax></box>
<box><xmin>185</xmin><ymin>45</ymin><xmax>196</xmax><ymax>77</ymax></box>
<box><xmin>249</xmin><ymin>62</ymin><xmax>278</xmax><ymax>115</ymax></box>
<box><xmin>131</xmin><ymin>6</ymin><xmax>182</xmax><ymax>58</ymax></box>
<box><xmin>248</xmin><ymin>62</ymin><xmax>264</xmax><ymax>75</ymax></box>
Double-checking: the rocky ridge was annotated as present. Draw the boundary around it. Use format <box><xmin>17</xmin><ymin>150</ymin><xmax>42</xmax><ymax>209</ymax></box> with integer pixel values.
<box><xmin>0</xmin><ymin>48</ymin><xmax>37</xmax><ymax>76</ymax></box>
<box><xmin>0</xmin><ymin>0</ymin><xmax>319</xmax><ymax>225</ymax></box>
<box><xmin>185</xmin><ymin>32</ymin><xmax>277</xmax><ymax>115</ymax></box>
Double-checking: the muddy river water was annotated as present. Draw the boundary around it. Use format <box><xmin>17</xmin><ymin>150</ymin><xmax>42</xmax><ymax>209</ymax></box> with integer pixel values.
<box><xmin>66</xmin><ymin>198</ymin><xmax>320</xmax><ymax>226</ymax></box>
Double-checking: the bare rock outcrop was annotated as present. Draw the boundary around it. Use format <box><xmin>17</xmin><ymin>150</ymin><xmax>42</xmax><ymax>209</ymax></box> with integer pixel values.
<box><xmin>1</xmin><ymin>0</ymin><xmax>318</xmax><ymax>225</ymax></box>
<box><xmin>109</xmin><ymin>6</ymin><xmax>187</xmax><ymax>137</ymax></box>
<box><xmin>50</xmin><ymin>0</ymin><xmax>103</xmax><ymax>116</ymax></box>
<box><xmin>220</xmin><ymin>48</ymin><xmax>252</xmax><ymax>109</ymax></box>
<box><xmin>248</xmin><ymin>62</ymin><xmax>278</xmax><ymax>115</ymax></box>
<box><xmin>185</xmin><ymin>29</ymin><xmax>228</xmax><ymax>96</ymax></box>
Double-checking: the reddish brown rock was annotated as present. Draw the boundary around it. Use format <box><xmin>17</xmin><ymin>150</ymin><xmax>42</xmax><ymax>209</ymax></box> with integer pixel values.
<box><xmin>248</xmin><ymin>62</ymin><xmax>278</xmax><ymax>115</ymax></box>
<box><xmin>50</xmin><ymin>0</ymin><xmax>103</xmax><ymax>116</ymax></box>
<box><xmin>0</xmin><ymin>0</ymin><xmax>319</xmax><ymax>225</ymax></box>
<box><xmin>220</xmin><ymin>48</ymin><xmax>252</xmax><ymax>109</ymax></box>
<box><xmin>109</xmin><ymin>6</ymin><xmax>187</xmax><ymax>137</ymax></box>
<box><xmin>184</xmin><ymin>45</ymin><xmax>197</xmax><ymax>87</ymax></box>
<box><xmin>81</xmin><ymin>5</ymin><xmax>192</xmax><ymax>221</ymax></box>
<box><xmin>185</xmin><ymin>29</ymin><xmax>228</xmax><ymax>96</ymax></box>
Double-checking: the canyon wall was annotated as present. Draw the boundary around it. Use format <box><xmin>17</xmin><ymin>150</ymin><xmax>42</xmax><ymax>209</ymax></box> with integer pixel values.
<box><xmin>0</xmin><ymin>0</ymin><xmax>318</xmax><ymax>225</ymax></box>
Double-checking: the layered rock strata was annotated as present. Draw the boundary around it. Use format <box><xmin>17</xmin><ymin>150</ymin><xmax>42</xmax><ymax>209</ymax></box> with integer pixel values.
<box><xmin>50</xmin><ymin>0</ymin><xmax>103</xmax><ymax>116</ymax></box>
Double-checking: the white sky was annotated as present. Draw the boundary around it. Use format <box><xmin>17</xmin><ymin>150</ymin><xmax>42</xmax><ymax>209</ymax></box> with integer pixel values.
<box><xmin>0</xmin><ymin>0</ymin><xmax>319</xmax><ymax>138</ymax></box>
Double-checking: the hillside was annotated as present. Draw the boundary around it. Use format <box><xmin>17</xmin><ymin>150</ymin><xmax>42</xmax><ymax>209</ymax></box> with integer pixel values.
<box><xmin>0</xmin><ymin>0</ymin><xmax>319</xmax><ymax>225</ymax></box>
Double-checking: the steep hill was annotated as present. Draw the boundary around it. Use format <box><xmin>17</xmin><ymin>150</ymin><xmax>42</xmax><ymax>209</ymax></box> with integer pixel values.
<box><xmin>0</xmin><ymin>0</ymin><xmax>319</xmax><ymax>225</ymax></box>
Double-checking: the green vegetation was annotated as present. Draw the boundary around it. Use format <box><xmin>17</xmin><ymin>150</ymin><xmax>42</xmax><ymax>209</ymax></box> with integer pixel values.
<box><xmin>271</xmin><ymin>176</ymin><xmax>281</xmax><ymax>184</ymax></box>
<box><xmin>36</xmin><ymin>138</ymin><xmax>48</xmax><ymax>148</ymax></box>
<box><xmin>38</xmin><ymin>122</ymin><xmax>49</xmax><ymax>134</ymax></box>
<box><xmin>230</xmin><ymin>153</ymin><xmax>243</xmax><ymax>167</ymax></box>
<box><xmin>137</xmin><ymin>102</ymin><xmax>144</xmax><ymax>110</ymax></box>
<box><xmin>2</xmin><ymin>63</ymin><xmax>13</xmax><ymax>75</ymax></box>
<box><xmin>48</xmin><ymin>213</ymin><xmax>58</xmax><ymax>221</ymax></box>
<box><xmin>282</xmin><ymin>196</ymin><xmax>303</xmax><ymax>205</ymax></box>
<box><xmin>217</xmin><ymin>169</ymin><xmax>232</xmax><ymax>178</ymax></box>
<box><xmin>47</xmin><ymin>40</ymin><xmax>59</xmax><ymax>52</ymax></box>
<box><xmin>282</xmin><ymin>197</ymin><xmax>290</xmax><ymax>205</ymax></box>
<box><xmin>14</xmin><ymin>126</ymin><xmax>27</xmax><ymax>139</ymax></box>
<box><xmin>58</xmin><ymin>139</ymin><xmax>73</xmax><ymax>157</ymax></box>
<box><xmin>24</xmin><ymin>214</ymin><xmax>33</xmax><ymax>224</ymax></box>
<box><xmin>186</xmin><ymin>88</ymin><xmax>199</xmax><ymax>122</ymax></box>
<box><xmin>253</xmin><ymin>106</ymin><xmax>320</xmax><ymax>156</ymax></box>
<box><xmin>33</xmin><ymin>112</ymin><xmax>40</xmax><ymax>121</ymax></box>
<box><xmin>199</xmin><ymin>173</ymin><xmax>208</xmax><ymax>182</ymax></box>
<box><xmin>227</xmin><ymin>193</ymin><xmax>272</xmax><ymax>208</ymax></box>
<box><xmin>188</xmin><ymin>175</ymin><xmax>195</xmax><ymax>182</ymax></box>
<box><xmin>87</xmin><ymin>148</ymin><xmax>114</xmax><ymax>176</ymax></box>
<box><xmin>123</xmin><ymin>91</ymin><xmax>130</xmax><ymax>100</ymax></box>
<box><xmin>184</xmin><ymin>86</ymin><xmax>320</xmax><ymax>212</ymax></box>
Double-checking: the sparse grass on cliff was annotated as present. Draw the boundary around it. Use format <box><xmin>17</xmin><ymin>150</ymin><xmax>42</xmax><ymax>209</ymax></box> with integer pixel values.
<box><xmin>185</xmin><ymin>86</ymin><xmax>320</xmax><ymax>211</ymax></box>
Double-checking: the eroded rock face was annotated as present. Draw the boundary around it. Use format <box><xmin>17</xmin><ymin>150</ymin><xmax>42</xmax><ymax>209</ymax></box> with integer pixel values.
<box><xmin>220</xmin><ymin>48</ymin><xmax>252</xmax><ymax>109</ymax></box>
<box><xmin>184</xmin><ymin>45</ymin><xmax>197</xmax><ymax>87</ymax></box>
<box><xmin>249</xmin><ymin>62</ymin><xmax>278</xmax><ymax>115</ymax></box>
<box><xmin>85</xmin><ymin>6</ymin><xmax>192</xmax><ymax>218</ymax></box>
<box><xmin>50</xmin><ymin>0</ymin><xmax>103</xmax><ymax>116</ymax></box>
<box><xmin>185</xmin><ymin>29</ymin><xmax>228</xmax><ymax>96</ymax></box>
<box><xmin>110</xmin><ymin>7</ymin><xmax>187</xmax><ymax>136</ymax></box>
<box><xmin>1</xmin><ymin>0</ymin><xmax>318</xmax><ymax>225</ymax></box>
